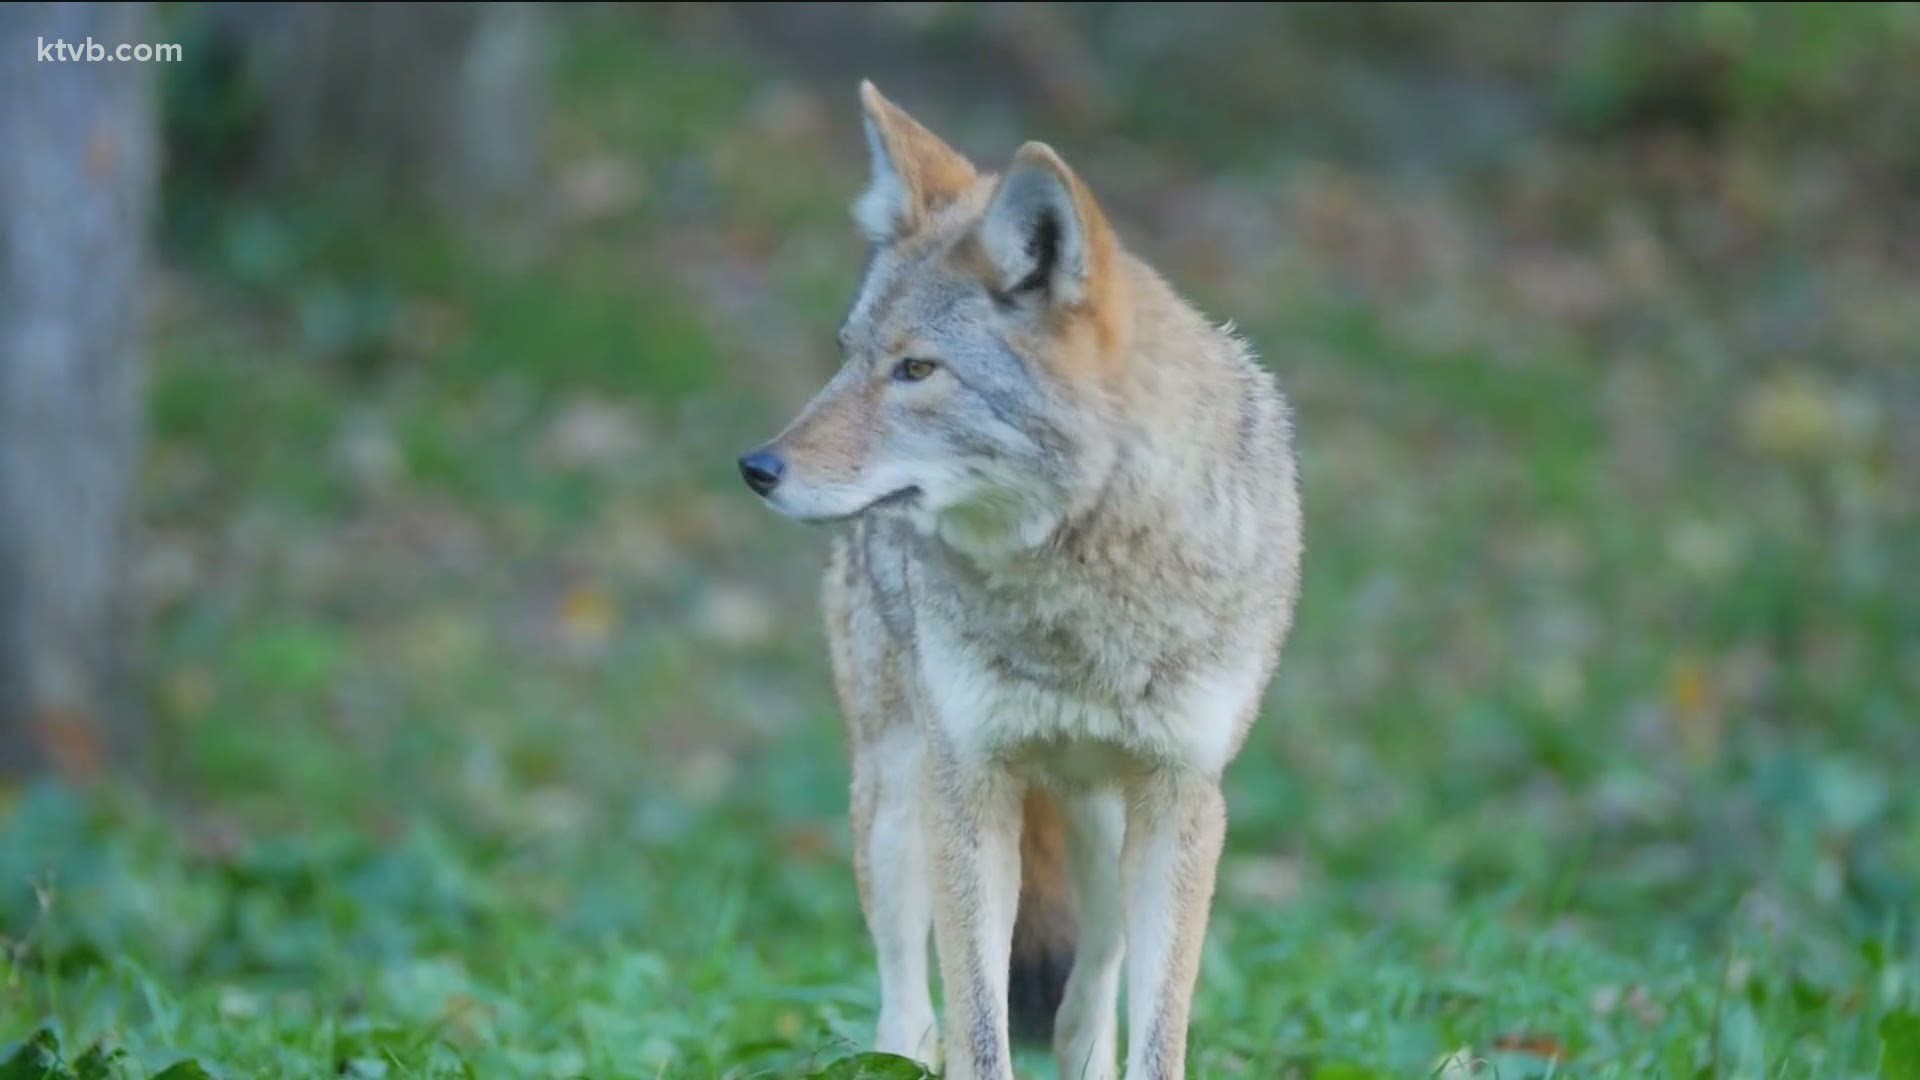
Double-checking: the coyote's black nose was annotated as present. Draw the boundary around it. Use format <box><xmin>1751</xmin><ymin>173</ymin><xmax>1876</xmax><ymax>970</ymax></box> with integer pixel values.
<box><xmin>738</xmin><ymin>449</ymin><xmax>785</xmax><ymax>496</ymax></box>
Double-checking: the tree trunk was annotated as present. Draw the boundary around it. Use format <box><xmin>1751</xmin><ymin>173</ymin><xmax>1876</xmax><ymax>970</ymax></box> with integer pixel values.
<box><xmin>232</xmin><ymin>1</ymin><xmax>547</xmax><ymax>216</ymax></box>
<box><xmin>0</xmin><ymin>2</ymin><xmax>156</xmax><ymax>777</ymax></box>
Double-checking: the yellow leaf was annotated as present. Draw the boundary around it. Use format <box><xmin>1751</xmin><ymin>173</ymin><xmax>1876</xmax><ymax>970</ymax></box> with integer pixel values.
<box><xmin>558</xmin><ymin>585</ymin><xmax>618</xmax><ymax>648</ymax></box>
<box><xmin>1668</xmin><ymin>657</ymin><xmax>1720</xmax><ymax>762</ymax></box>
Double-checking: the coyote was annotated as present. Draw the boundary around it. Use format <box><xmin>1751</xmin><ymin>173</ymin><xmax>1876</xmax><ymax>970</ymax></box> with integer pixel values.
<box><xmin>739</xmin><ymin>82</ymin><xmax>1302</xmax><ymax>1080</ymax></box>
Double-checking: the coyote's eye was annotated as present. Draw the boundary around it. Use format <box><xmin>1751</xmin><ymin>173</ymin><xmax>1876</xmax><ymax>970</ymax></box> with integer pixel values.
<box><xmin>893</xmin><ymin>358</ymin><xmax>939</xmax><ymax>382</ymax></box>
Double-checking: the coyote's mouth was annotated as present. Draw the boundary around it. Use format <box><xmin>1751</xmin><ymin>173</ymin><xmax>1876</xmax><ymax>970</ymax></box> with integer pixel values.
<box><xmin>800</xmin><ymin>484</ymin><xmax>922</xmax><ymax>524</ymax></box>
<box><xmin>865</xmin><ymin>485</ymin><xmax>922</xmax><ymax>513</ymax></box>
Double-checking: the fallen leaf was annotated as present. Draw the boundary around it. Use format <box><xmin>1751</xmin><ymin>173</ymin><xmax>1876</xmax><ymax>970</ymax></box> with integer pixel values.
<box><xmin>1222</xmin><ymin>854</ymin><xmax>1306</xmax><ymax>905</ymax></box>
<box><xmin>1491</xmin><ymin>1032</ymin><xmax>1568</xmax><ymax>1060</ymax></box>
<box><xmin>1667</xmin><ymin>655</ymin><xmax>1720</xmax><ymax>761</ymax></box>
<box><xmin>557</xmin><ymin>584</ymin><xmax>618</xmax><ymax>650</ymax></box>
<box><xmin>540</xmin><ymin>396</ymin><xmax>646</xmax><ymax>471</ymax></box>
<box><xmin>557</xmin><ymin>155</ymin><xmax>644</xmax><ymax>225</ymax></box>
<box><xmin>1736</xmin><ymin>371</ymin><xmax>1877</xmax><ymax>462</ymax></box>
<box><xmin>693</xmin><ymin>582</ymin><xmax>776</xmax><ymax>649</ymax></box>
<box><xmin>34</xmin><ymin>708</ymin><xmax>106</xmax><ymax>783</ymax></box>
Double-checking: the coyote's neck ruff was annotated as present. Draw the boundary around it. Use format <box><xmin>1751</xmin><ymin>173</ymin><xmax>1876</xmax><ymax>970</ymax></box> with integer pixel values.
<box><xmin>742</xmin><ymin>82</ymin><xmax>1301</xmax><ymax>1080</ymax></box>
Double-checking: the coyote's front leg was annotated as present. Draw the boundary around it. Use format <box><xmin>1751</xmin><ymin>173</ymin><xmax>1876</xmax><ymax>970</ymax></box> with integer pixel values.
<box><xmin>925</xmin><ymin>742</ymin><xmax>1023</xmax><ymax>1080</ymax></box>
<box><xmin>850</xmin><ymin>730</ymin><xmax>938</xmax><ymax>1065</ymax></box>
<box><xmin>1121</xmin><ymin>770</ymin><xmax>1227</xmax><ymax>1079</ymax></box>
<box><xmin>1053</xmin><ymin>791</ymin><xmax>1125</xmax><ymax>1080</ymax></box>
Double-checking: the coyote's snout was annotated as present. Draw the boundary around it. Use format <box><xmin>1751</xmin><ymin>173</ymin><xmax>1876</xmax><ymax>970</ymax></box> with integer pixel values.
<box><xmin>742</xmin><ymin>81</ymin><xmax>1302</xmax><ymax>1080</ymax></box>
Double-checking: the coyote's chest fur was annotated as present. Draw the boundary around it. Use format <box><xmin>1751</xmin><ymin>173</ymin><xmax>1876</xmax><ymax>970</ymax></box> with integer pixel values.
<box><xmin>841</xmin><ymin>402</ymin><xmax>1294</xmax><ymax>782</ymax></box>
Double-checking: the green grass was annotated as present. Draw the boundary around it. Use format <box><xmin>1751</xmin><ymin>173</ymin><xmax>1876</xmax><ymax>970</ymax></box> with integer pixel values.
<box><xmin>6</xmin><ymin>6</ymin><xmax>1920</xmax><ymax>1078</ymax></box>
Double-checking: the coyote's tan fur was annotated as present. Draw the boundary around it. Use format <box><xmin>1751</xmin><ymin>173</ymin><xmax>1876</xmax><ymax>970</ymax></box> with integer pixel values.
<box><xmin>741</xmin><ymin>82</ymin><xmax>1302</xmax><ymax>1080</ymax></box>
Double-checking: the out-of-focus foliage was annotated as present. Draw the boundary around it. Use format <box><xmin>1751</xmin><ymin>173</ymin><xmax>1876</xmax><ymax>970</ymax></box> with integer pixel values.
<box><xmin>1562</xmin><ymin>3</ymin><xmax>1920</xmax><ymax>144</ymax></box>
<box><xmin>2</xmin><ymin>3</ymin><xmax>1917</xmax><ymax>1075</ymax></box>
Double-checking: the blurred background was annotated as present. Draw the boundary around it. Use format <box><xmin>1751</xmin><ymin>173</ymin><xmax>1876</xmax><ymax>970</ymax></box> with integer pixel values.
<box><xmin>2</xmin><ymin>3</ymin><xmax>1917</xmax><ymax>1077</ymax></box>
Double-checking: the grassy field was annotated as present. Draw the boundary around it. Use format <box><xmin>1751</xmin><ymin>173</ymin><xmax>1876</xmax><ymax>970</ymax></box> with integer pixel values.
<box><xmin>5</xmin><ymin>6</ymin><xmax>1919</xmax><ymax>1078</ymax></box>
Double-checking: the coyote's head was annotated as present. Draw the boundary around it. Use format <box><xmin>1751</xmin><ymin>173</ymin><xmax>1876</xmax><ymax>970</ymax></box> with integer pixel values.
<box><xmin>740</xmin><ymin>82</ymin><xmax>1132</xmax><ymax>552</ymax></box>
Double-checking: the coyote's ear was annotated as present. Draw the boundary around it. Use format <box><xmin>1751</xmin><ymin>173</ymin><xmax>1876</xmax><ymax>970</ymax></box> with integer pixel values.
<box><xmin>974</xmin><ymin>141</ymin><xmax>1117</xmax><ymax>313</ymax></box>
<box><xmin>854</xmin><ymin>80</ymin><xmax>977</xmax><ymax>243</ymax></box>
